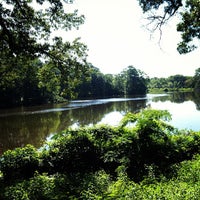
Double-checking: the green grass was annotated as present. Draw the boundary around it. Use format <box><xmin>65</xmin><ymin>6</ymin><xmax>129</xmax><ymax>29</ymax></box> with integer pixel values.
<box><xmin>148</xmin><ymin>88</ymin><xmax>193</xmax><ymax>93</ymax></box>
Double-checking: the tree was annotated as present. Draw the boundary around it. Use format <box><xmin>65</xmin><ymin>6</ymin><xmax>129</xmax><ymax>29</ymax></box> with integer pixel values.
<box><xmin>148</xmin><ymin>75</ymin><xmax>193</xmax><ymax>91</ymax></box>
<box><xmin>148</xmin><ymin>77</ymin><xmax>169</xmax><ymax>90</ymax></box>
<box><xmin>0</xmin><ymin>0</ymin><xmax>84</xmax><ymax>57</ymax></box>
<box><xmin>0</xmin><ymin>0</ymin><xmax>89</xmax><ymax>106</ymax></box>
<box><xmin>0</xmin><ymin>55</ymin><xmax>44</xmax><ymax>106</ymax></box>
<box><xmin>138</xmin><ymin>0</ymin><xmax>200</xmax><ymax>53</ymax></box>
<box><xmin>168</xmin><ymin>75</ymin><xmax>187</xmax><ymax>89</ymax></box>
<box><xmin>115</xmin><ymin>66</ymin><xmax>149</xmax><ymax>95</ymax></box>
<box><xmin>75</xmin><ymin>66</ymin><xmax>117</xmax><ymax>98</ymax></box>
<box><xmin>193</xmin><ymin>68</ymin><xmax>200</xmax><ymax>92</ymax></box>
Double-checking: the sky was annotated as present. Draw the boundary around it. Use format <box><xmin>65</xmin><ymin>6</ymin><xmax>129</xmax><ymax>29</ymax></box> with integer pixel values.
<box><xmin>62</xmin><ymin>0</ymin><xmax>200</xmax><ymax>78</ymax></box>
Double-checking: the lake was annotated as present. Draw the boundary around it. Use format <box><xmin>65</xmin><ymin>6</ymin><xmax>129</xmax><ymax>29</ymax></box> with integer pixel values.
<box><xmin>0</xmin><ymin>92</ymin><xmax>200</xmax><ymax>155</ymax></box>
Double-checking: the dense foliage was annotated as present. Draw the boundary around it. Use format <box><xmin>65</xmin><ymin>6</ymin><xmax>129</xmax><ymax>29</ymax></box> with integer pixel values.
<box><xmin>148</xmin><ymin>69</ymin><xmax>200</xmax><ymax>93</ymax></box>
<box><xmin>0</xmin><ymin>109</ymin><xmax>200</xmax><ymax>199</ymax></box>
<box><xmin>138</xmin><ymin>0</ymin><xmax>200</xmax><ymax>53</ymax></box>
<box><xmin>0</xmin><ymin>0</ymin><xmax>84</xmax><ymax>56</ymax></box>
<box><xmin>0</xmin><ymin>59</ymin><xmax>148</xmax><ymax>107</ymax></box>
<box><xmin>0</xmin><ymin>0</ymin><xmax>89</xmax><ymax>106</ymax></box>
<box><xmin>75</xmin><ymin>66</ymin><xmax>149</xmax><ymax>98</ymax></box>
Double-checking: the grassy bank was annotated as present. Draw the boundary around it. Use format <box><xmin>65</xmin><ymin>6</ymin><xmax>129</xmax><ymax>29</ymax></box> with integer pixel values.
<box><xmin>148</xmin><ymin>88</ymin><xmax>193</xmax><ymax>93</ymax></box>
<box><xmin>0</xmin><ymin>109</ymin><xmax>199</xmax><ymax>199</ymax></box>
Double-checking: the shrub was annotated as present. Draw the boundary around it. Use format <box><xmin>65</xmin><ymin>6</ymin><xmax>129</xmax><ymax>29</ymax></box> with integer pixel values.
<box><xmin>41</xmin><ymin>132</ymin><xmax>102</xmax><ymax>174</ymax></box>
<box><xmin>3</xmin><ymin>173</ymin><xmax>64</xmax><ymax>200</ymax></box>
<box><xmin>0</xmin><ymin>144</ymin><xmax>40</xmax><ymax>182</ymax></box>
<box><xmin>0</xmin><ymin>109</ymin><xmax>200</xmax><ymax>199</ymax></box>
<box><xmin>177</xmin><ymin>154</ymin><xmax>200</xmax><ymax>183</ymax></box>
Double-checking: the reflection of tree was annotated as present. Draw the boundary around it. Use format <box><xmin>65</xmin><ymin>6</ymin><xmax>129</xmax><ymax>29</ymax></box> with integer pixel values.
<box><xmin>152</xmin><ymin>92</ymin><xmax>194</xmax><ymax>103</ymax></box>
<box><xmin>114</xmin><ymin>100</ymin><xmax>147</xmax><ymax>114</ymax></box>
<box><xmin>170</xmin><ymin>92</ymin><xmax>194</xmax><ymax>103</ymax></box>
<box><xmin>0</xmin><ymin>111</ymin><xmax>61</xmax><ymax>154</ymax></box>
<box><xmin>58</xmin><ymin>105</ymin><xmax>108</xmax><ymax>129</ymax></box>
<box><xmin>151</xmin><ymin>92</ymin><xmax>200</xmax><ymax>112</ymax></box>
<box><xmin>0</xmin><ymin>98</ymin><xmax>147</xmax><ymax>155</ymax></box>
<box><xmin>58</xmin><ymin>99</ymin><xmax>147</xmax><ymax>129</ymax></box>
<box><xmin>151</xmin><ymin>95</ymin><xmax>171</xmax><ymax>102</ymax></box>
<box><xmin>193</xmin><ymin>92</ymin><xmax>200</xmax><ymax>111</ymax></box>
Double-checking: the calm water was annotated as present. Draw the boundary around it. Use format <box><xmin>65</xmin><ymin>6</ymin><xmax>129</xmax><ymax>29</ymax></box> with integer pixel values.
<box><xmin>0</xmin><ymin>92</ymin><xmax>200</xmax><ymax>155</ymax></box>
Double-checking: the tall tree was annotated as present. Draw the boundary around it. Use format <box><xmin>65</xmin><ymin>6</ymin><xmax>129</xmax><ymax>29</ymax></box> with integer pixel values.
<box><xmin>75</xmin><ymin>66</ymin><xmax>116</xmax><ymax>98</ymax></box>
<box><xmin>115</xmin><ymin>66</ymin><xmax>149</xmax><ymax>95</ymax></box>
<box><xmin>168</xmin><ymin>74</ymin><xmax>187</xmax><ymax>89</ymax></box>
<box><xmin>193</xmin><ymin>68</ymin><xmax>200</xmax><ymax>92</ymax></box>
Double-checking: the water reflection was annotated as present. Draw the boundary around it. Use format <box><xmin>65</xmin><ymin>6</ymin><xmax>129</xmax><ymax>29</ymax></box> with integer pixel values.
<box><xmin>0</xmin><ymin>111</ymin><xmax>61</xmax><ymax>154</ymax></box>
<box><xmin>193</xmin><ymin>92</ymin><xmax>200</xmax><ymax>111</ymax></box>
<box><xmin>0</xmin><ymin>97</ymin><xmax>147</xmax><ymax>154</ymax></box>
<box><xmin>149</xmin><ymin>92</ymin><xmax>200</xmax><ymax>131</ymax></box>
<box><xmin>152</xmin><ymin>92</ymin><xmax>194</xmax><ymax>103</ymax></box>
<box><xmin>1</xmin><ymin>92</ymin><xmax>200</xmax><ymax>155</ymax></box>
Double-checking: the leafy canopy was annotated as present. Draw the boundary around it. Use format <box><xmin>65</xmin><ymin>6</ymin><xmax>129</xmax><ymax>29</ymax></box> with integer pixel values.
<box><xmin>138</xmin><ymin>0</ymin><xmax>200</xmax><ymax>53</ymax></box>
<box><xmin>0</xmin><ymin>0</ymin><xmax>90</xmax><ymax>102</ymax></box>
<box><xmin>0</xmin><ymin>0</ymin><xmax>84</xmax><ymax>57</ymax></box>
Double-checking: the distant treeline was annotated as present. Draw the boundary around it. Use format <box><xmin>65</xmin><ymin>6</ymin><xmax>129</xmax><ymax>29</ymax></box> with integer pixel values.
<box><xmin>148</xmin><ymin>68</ymin><xmax>200</xmax><ymax>92</ymax></box>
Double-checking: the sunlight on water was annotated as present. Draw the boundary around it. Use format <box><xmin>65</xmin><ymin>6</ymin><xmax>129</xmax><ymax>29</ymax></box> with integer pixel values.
<box><xmin>97</xmin><ymin>111</ymin><xmax>124</xmax><ymax>126</ymax></box>
<box><xmin>150</xmin><ymin>100</ymin><xmax>200</xmax><ymax>131</ymax></box>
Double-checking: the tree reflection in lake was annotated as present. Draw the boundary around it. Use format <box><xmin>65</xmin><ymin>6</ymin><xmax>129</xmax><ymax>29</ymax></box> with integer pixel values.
<box><xmin>0</xmin><ymin>111</ymin><xmax>61</xmax><ymax>155</ymax></box>
<box><xmin>193</xmin><ymin>92</ymin><xmax>200</xmax><ymax>111</ymax></box>
<box><xmin>149</xmin><ymin>92</ymin><xmax>200</xmax><ymax>131</ymax></box>
<box><xmin>0</xmin><ymin>97</ymin><xmax>147</xmax><ymax>154</ymax></box>
<box><xmin>1</xmin><ymin>92</ymin><xmax>200</xmax><ymax>155</ymax></box>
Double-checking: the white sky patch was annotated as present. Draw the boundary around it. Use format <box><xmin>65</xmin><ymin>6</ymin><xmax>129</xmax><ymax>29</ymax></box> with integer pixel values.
<box><xmin>61</xmin><ymin>0</ymin><xmax>200</xmax><ymax>77</ymax></box>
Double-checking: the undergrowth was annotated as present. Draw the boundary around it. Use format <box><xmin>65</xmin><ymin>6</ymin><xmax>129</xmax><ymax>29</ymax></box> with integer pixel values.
<box><xmin>0</xmin><ymin>109</ymin><xmax>199</xmax><ymax>199</ymax></box>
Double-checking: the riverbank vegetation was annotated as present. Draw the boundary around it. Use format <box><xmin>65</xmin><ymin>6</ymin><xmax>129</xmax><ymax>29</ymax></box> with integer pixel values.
<box><xmin>0</xmin><ymin>60</ymin><xmax>149</xmax><ymax>107</ymax></box>
<box><xmin>0</xmin><ymin>0</ymin><xmax>88</xmax><ymax>107</ymax></box>
<box><xmin>0</xmin><ymin>109</ymin><xmax>200</xmax><ymax>199</ymax></box>
<box><xmin>75</xmin><ymin>66</ymin><xmax>148</xmax><ymax>99</ymax></box>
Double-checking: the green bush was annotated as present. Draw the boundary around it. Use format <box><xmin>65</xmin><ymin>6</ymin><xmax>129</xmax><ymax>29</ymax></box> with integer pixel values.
<box><xmin>0</xmin><ymin>109</ymin><xmax>200</xmax><ymax>199</ymax></box>
<box><xmin>40</xmin><ymin>109</ymin><xmax>200</xmax><ymax>180</ymax></box>
<box><xmin>177</xmin><ymin>154</ymin><xmax>200</xmax><ymax>183</ymax></box>
<box><xmin>0</xmin><ymin>144</ymin><xmax>40</xmax><ymax>182</ymax></box>
<box><xmin>41</xmin><ymin>132</ymin><xmax>102</xmax><ymax>174</ymax></box>
<box><xmin>3</xmin><ymin>173</ymin><xmax>67</xmax><ymax>200</ymax></box>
